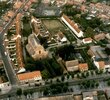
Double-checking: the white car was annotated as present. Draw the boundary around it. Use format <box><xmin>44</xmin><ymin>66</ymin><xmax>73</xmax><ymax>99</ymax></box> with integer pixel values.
<box><xmin>4</xmin><ymin>52</ymin><xmax>7</xmax><ymax>55</ymax></box>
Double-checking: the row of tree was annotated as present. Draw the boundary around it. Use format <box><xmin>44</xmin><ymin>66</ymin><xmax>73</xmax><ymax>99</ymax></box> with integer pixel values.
<box><xmin>16</xmin><ymin>88</ymin><xmax>34</xmax><ymax>97</ymax></box>
<box><xmin>79</xmin><ymin>80</ymin><xmax>99</xmax><ymax>89</ymax></box>
<box><xmin>43</xmin><ymin>82</ymin><xmax>68</xmax><ymax>96</ymax></box>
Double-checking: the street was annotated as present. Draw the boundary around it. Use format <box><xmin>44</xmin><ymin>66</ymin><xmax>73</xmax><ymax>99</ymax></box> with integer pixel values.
<box><xmin>0</xmin><ymin>0</ymin><xmax>30</xmax><ymax>85</ymax></box>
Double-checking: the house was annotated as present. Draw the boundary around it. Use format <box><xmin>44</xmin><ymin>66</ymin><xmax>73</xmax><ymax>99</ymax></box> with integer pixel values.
<box><xmin>105</xmin><ymin>89</ymin><xmax>110</xmax><ymax>100</ymax></box>
<box><xmin>82</xmin><ymin>37</ymin><xmax>92</xmax><ymax>44</ymax></box>
<box><xmin>38</xmin><ymin>94</ymin><xmax>74</xmax><ymax>100</ymax></box>
<box><xmin>94</xmin><ymin>33</ymin><xmax>105</xmax><ymax>41</ymax></box>
<box><xmin>83</xmin><ymin>91</ymin><xmax>98</xmax><ymax>100</ymax></box>
<box><xmin>105</xmin><ymin>33</ymin><xmax>110</xmax><ymax>40</ymax></box>
<box><xmin>26</xmin><ymin>34</ymin><xmax>48</xmax><ymax>60</ymax></box>
<box><xmin>57</xmin><ymin>31</ymin><xmax>67</xmax><ymax>43</ymax></box>
<box><xmin>94</xmin><ymin>61</ymin><xmax>105</xmax><ymax>70</ymax></box>
<box><xmin>74</xmin><ymin>94</ymin><xmax>83</xmax><ymax>100</ymax></box>
<box><xmin>88</xmin><ymin>46</ymin><xmax>108</xmax><ymax>61</ymax></box>
<box><xmin>78</xmin><ymin>63</ymin><xmax>88</xmax><ymax>72</ymax></box>
<box><xmin>17</xmin><ymin>71</ymin><xmax>42</xmax><ymax>84</ymax></box>
<box><xmin>61</xmin><ymin>14</ymin><xmax>83</xmax><ymax>37</ymax></box>
<box><xmin>13</xmin><ymin>1</ymin><xmax>22</xmax><ymax>9</ymax></box>
<box><xmin>65</xmin><ymin>60</ymin><xmax>79</xmax><ymax>72</ymax></box>
<box><xmin>7</xmin><ymin>11</ymin><xmax>14</xmax><ymax>18</ymax></box>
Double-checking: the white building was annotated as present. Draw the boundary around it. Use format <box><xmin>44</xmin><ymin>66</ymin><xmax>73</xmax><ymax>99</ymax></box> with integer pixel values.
<box><xmin>61</xmin><ymin>14</ymin><xmax>83</xmax><ymax>37</ymax></box>
<box><xmin>82</xmin><ymin>37</ymin><xmax>92</xmax><ymax>44</ymax></box>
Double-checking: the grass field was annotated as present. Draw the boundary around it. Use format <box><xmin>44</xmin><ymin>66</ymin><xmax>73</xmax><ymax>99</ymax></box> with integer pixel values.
<box><xmin>42</xmin><ymin>19</ymin><xmax>65</xmax><ymax>34</ymax></box>
<box><xmin>42</xmin><ymin>19</ymin><xmax>76</xmax><ymax>42</ymax></box>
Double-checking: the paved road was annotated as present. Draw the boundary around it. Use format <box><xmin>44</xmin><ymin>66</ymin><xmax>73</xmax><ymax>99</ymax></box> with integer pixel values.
<box><xmin>0</xmin><ymin>73</ymin><xmax>110</xmax><ymax>99</ymax></box>
<box><xmin>0</xmin><ymin>36</ymin><xmax>18</xmax><ymax>85</ymax></box>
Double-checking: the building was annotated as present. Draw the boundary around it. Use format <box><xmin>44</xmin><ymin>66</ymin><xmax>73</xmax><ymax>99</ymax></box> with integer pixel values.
<box><xmin>31</xmin><ymin>16</ymin><xmax>49</xmax><ymax>38</ymax></box>
<box><xmin>26</xmin><ymin>34</ymin><xmax>48</xmax><ymax>60</ymax></box>
<box><xmin>78</xmin><ymin>63</ymin><xmax>88</xmax><ymax>72</ymax></box>
<box><xmin>38</xmin><ymin>94</ymin><xmax>74</xmax><ymax>100</ymax></box>
<box><xmin>94</xmin><ymin>61</ymin><xmax>105</xmax><ymax>70</ymax></box>
<box><xmin>74</xmin><ymin>0</ymin><xmax>86</xmax><ymax>4</ymax></box>
<box><xmin>83</xmin><ymin>91</ymin><xmax>98</xmax><ymax>100</ymax></box>
<box><xmin>82</xmin><ymin>37</ymin><xmax>92</xmax><ymax>44</ymax></box>
<box><xmin>105</xmin><ymin>89</ymin><xmax>110</xmax><ymax>100</ymax></box>
<box><xmin>17</xmin><ymin>71</ymin><xmax>42</xmax><ymax>84</ymax></box>
<box><xmin>74</xmin><ymin>94</ymin><xmax>82</xmax><ymax>100</ymax></box>
<box><xmin>61</xmin><ymin>14</ymin><xmax>83</xmax><ymax>37</ymax></box>
<box><xmin>65</xmin><ymin>60</ymin><xmax>79</xmax><ymax>72</ymax></box>
<box><xmin>0</xmin><ymin>0</ymin><xmax>7</xmax><ymax>2</ymax></box>
<box><xmin>34</xmin><ymin>4</ymin><xmax>61</xmax><ymax>17</ymax></box>
<box><xmin>88</xmin><ymin>46</ymin><xmax>108</xmax><ymax>61</ymax></box>
<box><xmin>94</xmin><ymin>33</ymin><xmax>105</xmax><ymax>41</ymax></box>
<box><xmin>13</xmin><ymin>1</ymin><xmax>22</xmax><ymax>9</ymax></box>
<box><xmin>57</xmin><ymin>31</ymin><xmax>67</xmax><ymax>43</ymax></box>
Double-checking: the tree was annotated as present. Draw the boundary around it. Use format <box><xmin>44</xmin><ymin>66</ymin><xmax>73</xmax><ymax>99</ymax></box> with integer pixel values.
<box><xmin>56</xmin><ymin>78</ymin><xmax>60</xmax><ymax>82</ymax></box>
<box><xmin>91</xmin><ymin>70</ymin><xmax>94</xmax><ymax>76</ymax></box>
<box><xmin>105</xmin><ymin>47</ymin><xmax>110</xmax><ymax>55</ymax></box>
<box><xmin>25</xmin><ymin>64</ymin><xmax>35</xmax><ymax>71</ymax></box>
<box><xmin>41</xmin><ymin>69</ymin><xmax>51</xmax><ymax>79</ymax></box>
<box><xmin>29</xmin><ymin>90</ymin><xmax>34</xmax><ymax>97</ymax></box>
<box><xmin>107</xmin><ymin>80</ymin><xmax>110</xmax><ymax>86</ymax></box>
<box><xmin>86</xmin><ymin>80</ymin><xmax>90</xmax><ymax>88</ymax></box>
<box><xmin>62</xmin><ymin>85</ymin><xmax>68</xmax><ymax>92</ymax></box>
<box><xmin>56</xmin><ymin>86</ymin><xmax>62</xmax><ymax>93</ymax></box>
<box><xmin>50</xmin><ymin>79</ymin><xmax>53</xmax><ymax>84</ymax></box>
<box><xmin>85</xmin><ymin>27</ymin><xmax>95</xmax><ymax>38</ymax></box>
<box><xmin>91</xmin><ymin>82</ymin><xmax>95</xmax><ymax>88</ymax></box>
<box><xmin>43</xmin><ymin>89</ymin><xmax>48</xmax><ymax>96</ymax></box>
<box><xmin>95</xmin><ymin>82</ymin><xmax>99</xmax><ymax>87</ymax></box>
<box><xmin>77</xmin><ymin>73</ymin><xmax>80</xmax><ymax>78</ymax></box>
<box><xmin>86</xmin><ymin>72</ymin><xmax>89</xmax><ymax>77</ymax></box>
<box><xmin>67</xmin><ymin>74</ymin><xmax>70</xmax><ymax>79</ymax></box>
<box><xmin>61</xmin><ymin>75</ymin><xmax>65</xmax><ymax>81</ymax></box>
<box><xmin>81</xmin><ymin>73</ymin><xmax>86</xmax><ymax>78</ymax></box>
<box><xmin>51</xmin><ymin>89</ymin><xmax>57</xmax><ymax>94</ymax></box>
<box><xmin>16</xmin><ymin>88</ymin><xmax>22</xmax><ymax>97</ymax></box>
<box><xmin>23</xmin><ymin>90</ymin><xmax>28</xmax><ymax>97</ymax></box>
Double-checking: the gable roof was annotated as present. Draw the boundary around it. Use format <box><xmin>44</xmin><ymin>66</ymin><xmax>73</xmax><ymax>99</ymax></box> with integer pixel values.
<box><xmin>98</xmin><ymin>61</ymin><xmax>105</xmax><ymax>69</ymax></box>
<box><xmin>84</xmin><ymin>37</ymin><xmax>92</xmax><ymax>42</ymax></box>
<box><xmin>62</xmin><ymin>14</ymin><xmax>80</xmax><ymax>33</ymax></box>
<box><xmin>17</xmin><ymin>71</ymin><xmax>42</xmax><ymax>81</ymax></box>
<box><xmin>78</xmin><ymin>63</ymin><xmax>88</xmax><ymax>71</ymax></box>
<box><xmin>65</xmin><ymin>60</ymin><xmax>79</xmax><ymax>67</ymax></box>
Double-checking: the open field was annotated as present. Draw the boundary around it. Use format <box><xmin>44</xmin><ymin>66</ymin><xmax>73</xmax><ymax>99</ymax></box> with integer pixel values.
<box><xmin>42</xmin><ymin>19</ymin><xmax>64</xmax><ymax>34</ymax></box>
<box><xmin>42</xmin><ymin>19</ymin><xmax>76</xmax><ymax>42</ymax></box>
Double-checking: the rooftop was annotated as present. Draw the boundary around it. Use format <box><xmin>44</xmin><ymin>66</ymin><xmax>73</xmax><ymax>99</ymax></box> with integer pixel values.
<box><xmin>17</xmin><ymin>71</ymin><xmax>41</xmax><ymax>81</ymax></box>
<box><xmin>84</xmin><ymin>37</ymin><xmax>92</xmax><ymax>42</ymax></box>
<box><xmin>62</xmin><ymin>14</ymin><xmax>80</xmax><ymax>33</ymax></box>
<box><xmin>97</xmin><ymin>61</ymin><xmax>105</xmax><ymax>69</ymax></box>
<box><xmin>88</xmin><ymin>46</ymin><xmax>108</xmax><ymax>61</ymax></box>
<box><xmin>37</xmin><ymin>94</ymin><xmax>74</xmax><ymax>100</ymax></box>
<box><xmin>78</xmin><ymin>63</ymin><xmax>88</xmax><ymax>72</ymax></box>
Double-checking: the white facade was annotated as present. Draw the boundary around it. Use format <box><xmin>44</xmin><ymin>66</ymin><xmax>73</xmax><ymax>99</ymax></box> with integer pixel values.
<box><xmin>94</xmin><ymin>61</ymin><xmax>105</xmax><ymax>70</ymax></box>
<box><xmin>82</xmin><ymin>39</ymin><xmax>92</xmax><ymax>44</ymax></box>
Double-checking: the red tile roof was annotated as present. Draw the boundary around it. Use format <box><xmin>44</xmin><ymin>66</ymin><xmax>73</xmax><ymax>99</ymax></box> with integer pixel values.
<box><xmin>62</xmin><ymin>14</ymin><xmax>80</xmax><ymax>33</ymax></box>
<box><xmin>78</xmin><ymin>63</ymin><xmax>88</xmax><ymax>72</ymax></box>
<box><xmin>17</xmin><ymin>71</ymin><xmax>41</xmax><ymax>81</ymax></box>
